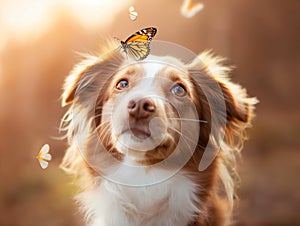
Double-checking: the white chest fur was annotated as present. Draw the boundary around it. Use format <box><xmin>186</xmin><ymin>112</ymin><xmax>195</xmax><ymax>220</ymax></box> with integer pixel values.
<box><xmin>78</xmin><ymin>171</ymin><xmax>201</xmax><ymax>226</ymax></box>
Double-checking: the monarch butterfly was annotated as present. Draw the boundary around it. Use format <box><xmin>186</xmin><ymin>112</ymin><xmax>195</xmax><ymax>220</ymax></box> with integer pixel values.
<box><xmin>36</xmin><ymin>144</ymin><xmax>52</xmax><ymax>169</ymax></box>
<box><xmin>119</xmin><ymin>27</ymin><xmax>157</xmax><ymax>61</ymax></box>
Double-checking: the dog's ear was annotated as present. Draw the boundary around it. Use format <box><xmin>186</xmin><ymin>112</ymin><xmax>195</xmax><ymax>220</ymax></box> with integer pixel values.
<box><xmin>62</xmin><ymin>65</ymin><xmax>88</xmax><ymax>106</ymax></box>
<box><xmin>62</xmin><ymin>49</ymin><xmax>124</xmax><ymax>107</ymax></box>
<box><xmin>187</xmin><ymin>51</ymin><xmax>258</xmax><ymax>171</ymax></box>
<box><xmin>188</xmin><ymin>51</ymin><xmax>258</xmax><ymax>125</ymax></box>
<box><xmin>218</xmin><ymin>78</ymin><xmax>255</xmax><ymax>124</ymax></box>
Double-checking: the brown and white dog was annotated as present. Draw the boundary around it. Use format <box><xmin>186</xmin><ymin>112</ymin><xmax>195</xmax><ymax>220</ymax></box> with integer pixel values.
<box><xmin>60</xmin><ymin>41</ymin><xmax>257</xmax><ymax>226</ymax></box>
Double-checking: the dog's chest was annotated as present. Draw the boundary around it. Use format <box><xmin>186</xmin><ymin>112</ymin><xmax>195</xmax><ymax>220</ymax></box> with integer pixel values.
<box><xmin>88</xmin><ymin>171</ymin><xmax>200</xmax><ymax>226</ymax></box>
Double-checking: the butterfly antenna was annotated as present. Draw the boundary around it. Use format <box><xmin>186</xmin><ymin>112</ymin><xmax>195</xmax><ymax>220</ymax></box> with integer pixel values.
<box><xmin>113</xmin><ymin>36</ymin><xmax>121</xmax><ymax>42</ymax></box>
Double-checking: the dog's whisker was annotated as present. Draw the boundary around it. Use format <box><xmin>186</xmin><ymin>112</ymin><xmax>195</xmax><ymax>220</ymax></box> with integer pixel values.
<box><xmin>166</xmin><ymin>133</ymin><xmax>177</xmax><ymax>146</ymax></box>
<box><xmin>95</xmin><ymin>105</ymin><xmax>104</xmax><ymax>109</ymax></box>
<box><xmin>107</xmin><ymin>146</ymin><xmax>115</xmax><ymax>154</ymax></box>
<box><xmin>93</xmin><ymin>113</ymin><xmax>112</xmax><ymax>119</ymax></box>
<box><xmin>98</xmin><ymin>124</ymin><xmax>112</xmax><ymax>137</ymax></box>
<box><xmin>95</xmin><ymin>105</ymin><xmax>113</xmax><ymax>110</ymax></box>
<box><xmin>169</xmin><ymin>126</ymin><xmax>205</xmax><ymax>150</ymax></box>
<box><xmin>93</xmin><ymin>120</ymin><xmax>111</xmax><ymax>133</ymax></box>
<box><xmin>169</xmin><ymin>127</ymin><xmax>193</xmax><ymax>153</ymax></box>
<box><xmin>97</xmin><ymin>122</ymin><xmax>110</xmax><ymax>132</ymax></box>
<box><xmin>168</xmin><ymin>118</ymin><xmax>208</xmax><ymax>123</ymax></box>
<box><xmin>165</xmin><ymin>112</ymin><xmax>177</xmax><ymax>116</ymax></box>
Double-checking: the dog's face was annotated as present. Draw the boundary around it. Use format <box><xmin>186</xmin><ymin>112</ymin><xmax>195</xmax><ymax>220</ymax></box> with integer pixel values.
<box><xmin>98</xmin><ymin>59</ymin><xmax>200</xmax><ymax>165</ymax></box>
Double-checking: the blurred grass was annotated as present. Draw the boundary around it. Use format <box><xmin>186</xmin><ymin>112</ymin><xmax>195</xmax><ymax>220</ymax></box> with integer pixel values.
<box><xmin>0</xmin><ymin>167</ymin><xmax>81</xmax><ymax>226</ymax></box>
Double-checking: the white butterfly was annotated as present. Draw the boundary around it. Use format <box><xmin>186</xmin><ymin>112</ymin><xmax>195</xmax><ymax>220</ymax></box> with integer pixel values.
<box><xmin>128</xmin><ymin>6</ymin><xmax>138</xmax><ymax>21</ymax></box>
<box><xmin>36</xmin><ymin>144</ymin><xmax>52</xmax><ymax>169</ymax></box>
<box><xmin>181</xmin><ymin>0</ymin><xmax>204</xmax><ymax>18</ymax></box>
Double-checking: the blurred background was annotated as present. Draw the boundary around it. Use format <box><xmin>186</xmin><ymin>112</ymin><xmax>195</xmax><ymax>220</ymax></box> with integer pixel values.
<box><xmin>0</xmin><ymin>0</ymin><xmax>299</xmax><ymax>225</ymax></box>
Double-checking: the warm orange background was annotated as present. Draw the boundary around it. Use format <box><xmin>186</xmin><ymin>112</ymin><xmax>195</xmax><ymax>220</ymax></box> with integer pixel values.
<box><xmin>0</xmin><ymin>0</ymin><xmax>299</xmax><ymax>225</ymax></box>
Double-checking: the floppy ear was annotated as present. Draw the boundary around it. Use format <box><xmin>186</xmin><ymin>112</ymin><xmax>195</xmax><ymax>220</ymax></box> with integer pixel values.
<box><xmin>218</xmin><ymin>78</ymin><xmax>254</xmax><ymax>124</ymax></box>
<box><xmin>187</xmin><ymin>51</ymin><xmax>258</xmax><ymax>171</ymax></box>
<box><xmin>189</xmin><ymin>51</ymin><xmax>258</xmax><ymax>126</ymax></box>
<box><xmin>62</xmin><ymin>62</ymin><xmax>90</xmax><ymax>106</ymax></box>
<box><xmin>62</xmin><ymin>48</ymin><xmax>124</xmax><ymax>107</ymax></box>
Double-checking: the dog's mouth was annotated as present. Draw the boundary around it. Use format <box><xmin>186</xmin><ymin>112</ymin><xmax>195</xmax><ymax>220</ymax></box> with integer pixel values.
<box><xmin>122</xmin><ymin>124</ymin><xmax>151</xmax><ymax>139</ymax></box>
<box><xmin>129</xmin><ymin>127</ymin><xmax>151</xmax><ymax>139</ymax></box>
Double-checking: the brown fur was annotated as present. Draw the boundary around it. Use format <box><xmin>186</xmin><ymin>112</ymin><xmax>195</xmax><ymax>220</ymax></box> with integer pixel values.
<box><xmin>60</xmin><ymin>41</ymin><xmax>257</xmax><ymax>225</ymax></box>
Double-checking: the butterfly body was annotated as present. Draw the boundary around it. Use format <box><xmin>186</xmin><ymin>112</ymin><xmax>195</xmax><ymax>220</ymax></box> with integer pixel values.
<box><xmin>119</xmin><ymin>27</ymin><xmax>157</xmax><ymax>61</ymax></box>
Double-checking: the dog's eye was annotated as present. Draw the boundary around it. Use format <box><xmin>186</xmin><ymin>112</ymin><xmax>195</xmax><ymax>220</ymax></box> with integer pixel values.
<box><xmin>116</xmin><ymin>79</ymin><xmax>129</xmax><ymax>90</ymax></box>
<box><xmin>171</xmin><ymin>84</ymin><xmax>187</xmax><ymax>97</ymax></box>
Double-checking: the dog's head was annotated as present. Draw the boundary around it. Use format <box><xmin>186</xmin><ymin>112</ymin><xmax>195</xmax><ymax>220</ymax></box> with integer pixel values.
<box><xmin>60</xmin><ymin>43</ymin><xmax>257</xmax><ymax>187</ymax></box>
<box><xmin>94</xmin><ymin>56</ymin><xmax>209</xmax><ymax>166</ymax></box>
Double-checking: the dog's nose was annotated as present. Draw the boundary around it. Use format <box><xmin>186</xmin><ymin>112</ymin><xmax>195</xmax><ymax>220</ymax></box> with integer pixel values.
<box><xmin>128</xmin><ymin>98</ymin><xmax>155</xmax><ymax>119</ymax></box>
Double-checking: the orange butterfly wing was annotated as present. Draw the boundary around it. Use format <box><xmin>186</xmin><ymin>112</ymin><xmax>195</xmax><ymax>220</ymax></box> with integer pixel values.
<box><xmin>124</xmin><ymin>27</ymin><xmax>157</xmax><ymax>44</ymax></box>
<box><xmin>125</xmin><ymin>34</ymin><xmax>150</xmax><ymax>43</ymax></box>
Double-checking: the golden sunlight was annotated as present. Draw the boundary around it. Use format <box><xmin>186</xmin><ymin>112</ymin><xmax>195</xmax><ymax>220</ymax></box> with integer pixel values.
<box><xmin>0</xmin><ymin>0</ymin><xmax>131</xmax><ymax>84</ymax></box>
<box><xmin>0</xmin><ymin>0</ymin><xmax>131</xmax><ymax>39</ymax></box>
<box><xmin>0</xmin><ymin>0</ymin><xmax>54</xmax><ymax>37</ymax></box>
<box><xmin>64</xmin><ymin>0</ymin><xmax>131</xmax><ymax>29</ymax></box>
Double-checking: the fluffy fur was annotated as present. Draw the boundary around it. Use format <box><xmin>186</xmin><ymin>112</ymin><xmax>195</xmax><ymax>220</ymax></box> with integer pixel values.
<box><xmin>60</xmin><ymin>41</ymin><xmax>257</xmax><ymax>226</ymax></box>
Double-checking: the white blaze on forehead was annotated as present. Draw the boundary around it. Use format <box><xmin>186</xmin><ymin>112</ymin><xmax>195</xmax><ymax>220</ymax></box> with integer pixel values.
<box><xmin>143</xmin><ymin>61</ymin><xmax>165</xmax><ymax>79</ymax></box>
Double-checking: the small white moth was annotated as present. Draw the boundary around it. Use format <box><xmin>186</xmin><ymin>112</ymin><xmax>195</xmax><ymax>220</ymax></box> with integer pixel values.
<box><xmin>128</xmin><ymin>6</ymin><xmax>138</xmax><ymax>21</ymax></box>
<box><xmin>36</xmin><ymin>144</ymin><xmax>52</xmax><ymax>169</ymax></box>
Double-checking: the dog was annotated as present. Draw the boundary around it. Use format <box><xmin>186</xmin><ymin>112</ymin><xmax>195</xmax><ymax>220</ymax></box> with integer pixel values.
<box><xmin>60</xmin><ymin>40</ymin><xmax>257</xmax><ymax>226</ymax></box>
